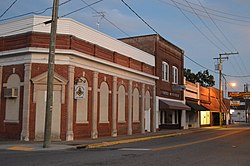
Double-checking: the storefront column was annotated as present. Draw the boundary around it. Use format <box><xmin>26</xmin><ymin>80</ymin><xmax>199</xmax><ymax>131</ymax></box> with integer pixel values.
<box><xmin>182</xmin><ymin>110</ymin><xmax>187</xmax><ymax>129</ymax></box>
<box><xmin>128</xmin><ymin>80</ymin><xmax>133</xmax><ymax>135</ymax></box>
<box><xmin>21</xmin><ymin>64</ymin><xmax>32</xmax><ymax>141</ymax></box>
<box><xmin>91</xmin><ymin>71</ymin><xmax>98</xmax><ymax>139</ymax></box>
<box><xmin>112</xmin><ymin>76</ymin><xmax>117</xmax><ymax>137</ymax></box>
<box><xmin>141</xmin><ymin>83</ymin><xmax>145</xmax><ymax>134</ymax></box>
<box><xmin>66</xmin><ymin>66</ymin><xmax>75</xmax><ymax>141</ymax></box>
<box><xmin>152</xmin><ymin>85</ymin><xmax>156</xmax><ymax>132</ymax></box>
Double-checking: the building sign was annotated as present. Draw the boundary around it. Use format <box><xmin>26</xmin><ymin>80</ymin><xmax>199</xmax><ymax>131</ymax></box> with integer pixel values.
<box><xmin>74</xmin><ymin>85</ymin><xmax>86</xmax><ymax>99</ymax></box>
<box><xmin>228</xmin><ymin>91</ymin><xmax>250</xmax><ymax>98</ymax></box>
<box><xmin>230</xmin><ymin>100</ymin><xmax>240</xmax><ymax>106</ymax></box>
<box><xmin>228</xmin><ymin>92</ymin><xmax>240</xmax><ymax>97</ymax></box>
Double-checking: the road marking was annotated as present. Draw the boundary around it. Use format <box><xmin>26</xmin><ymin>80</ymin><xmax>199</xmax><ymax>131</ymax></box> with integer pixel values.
<box><xmin>119</xmin><ymin>148</ymin><xmax>151</xmax><ymax>151</ymax></box>
<box><xmin>152</xmin><ymin>129</ymin><xmax>247</xmax><ymax>151</ymax></box>
<box><xmin>85</xmin><ymin>131</ymin><xmax>201</xmax><ymax>149</ymax></box>
<box><xmin>6</xmin><ymin>146</ymin><xmax>33</xmax><ymax>151</ymax></box>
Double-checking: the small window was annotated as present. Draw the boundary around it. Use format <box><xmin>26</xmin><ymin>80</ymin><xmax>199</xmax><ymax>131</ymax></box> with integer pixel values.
<box><xmin>172</xmin><ymin>66</ymin><xmax>178</xmax><ymax>84</ymax></box>
<box><xmin>162</xmin><ymin>62</ymin><xmax>169</xmax><ymax>81</ymax></box>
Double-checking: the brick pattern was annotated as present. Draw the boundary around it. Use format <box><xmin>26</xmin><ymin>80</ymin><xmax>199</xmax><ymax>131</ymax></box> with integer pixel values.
<box><xmin>0</xmin><ymin>32</ymin><xmax>154</xmax><ymax>75</ymax></box>
<box><xmin>121</xmin><ymin>35</ymin><xmax>184</xmax><ymax>101</ymax></box>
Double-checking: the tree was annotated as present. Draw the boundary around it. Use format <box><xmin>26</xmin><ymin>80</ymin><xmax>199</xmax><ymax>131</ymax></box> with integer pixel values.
<box><xmin>184</xmin><ymin>68</ymin><xmax>215</xmax><ymax>87</ymax></box>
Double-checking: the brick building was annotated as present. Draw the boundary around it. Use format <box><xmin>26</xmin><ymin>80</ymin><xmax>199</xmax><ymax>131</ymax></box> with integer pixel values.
<box><xmin>120</xmin><ymin>34</ymin><xmax>190</xmax><ymax>130</ymax></box>
<box><xmin>0</xmin><ymin>16</ymin><xmax>157</xmax><ymax>141</ymax></box>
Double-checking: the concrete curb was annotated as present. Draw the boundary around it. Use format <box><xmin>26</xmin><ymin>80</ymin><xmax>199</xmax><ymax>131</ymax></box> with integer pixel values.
<box><xmin>76</xmin><ymin>130</ymin><xmax>203</xmax><ymax>149</ymax></box>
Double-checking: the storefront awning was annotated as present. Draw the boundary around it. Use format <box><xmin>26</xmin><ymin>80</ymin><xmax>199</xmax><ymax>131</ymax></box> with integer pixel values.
<box><xmin>186</xmin><ymin>101</ymin><xmax>207</xmax><ymax>111</ymax></box>
<box><xmin>160</xmin><ymin>99</ymin><xmax>191</xmax><ymax>110</ymax></box>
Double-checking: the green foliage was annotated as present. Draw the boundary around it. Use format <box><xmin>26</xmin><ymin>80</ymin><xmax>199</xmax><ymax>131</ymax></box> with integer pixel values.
<box><xmin>184</xmin><ymin>68</ymin><xmax>215</xmax><ymax>87</ymax></box>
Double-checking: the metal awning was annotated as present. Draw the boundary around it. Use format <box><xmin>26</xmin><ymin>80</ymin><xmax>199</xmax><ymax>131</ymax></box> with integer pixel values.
<box><xmin>186</xmin><ymin>101</ymin><xmax>207</xmax><ymax>111</ymax></box>
<box><xmin>159</xmin><ymin>99</ymin><xmax>191</xmax><ymax>110</ymax></box>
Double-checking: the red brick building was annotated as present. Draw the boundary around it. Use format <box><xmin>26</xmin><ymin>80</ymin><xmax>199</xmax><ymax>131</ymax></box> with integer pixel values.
<box><xmin>0</xmin><ymin>16</ymin><xmax>157</xmax><ymax>141</ymax></box>
<box><xmin>120</xmin><ymin>34</ymin><xmax>190</xmax><ymax>130</ymax></box>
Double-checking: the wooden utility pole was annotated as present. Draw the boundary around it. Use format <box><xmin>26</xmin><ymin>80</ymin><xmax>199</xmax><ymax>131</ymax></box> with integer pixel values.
<box><xmin>43</xmin><ymin>0</ymin><xmax>59</xmax><ymax>148</ymax></box>
<box><xmin>214</xmin><ymin>52</ymin><xmax>238</xmax><ymax>127</ymax></box>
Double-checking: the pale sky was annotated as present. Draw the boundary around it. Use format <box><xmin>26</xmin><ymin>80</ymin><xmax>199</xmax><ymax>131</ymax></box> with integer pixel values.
<box><xmin>1</xmin><ymin>0</ymin><xmax>250</xmax><ymax>93</ymax></box>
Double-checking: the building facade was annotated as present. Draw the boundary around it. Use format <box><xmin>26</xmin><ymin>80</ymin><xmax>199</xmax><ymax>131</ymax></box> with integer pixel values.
<box><xmin>120</xmin><ymin>34</ymin><xmax>190</xmax><ymax>130</ymax></box>
<box><xmin>0</xmin><ymin>16</ymin><xmax>157</xmax><ymax>141</ymax></box>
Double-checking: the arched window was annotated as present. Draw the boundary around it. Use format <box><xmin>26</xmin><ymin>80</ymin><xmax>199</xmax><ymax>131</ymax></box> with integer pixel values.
<box><xmin>5</xmin><ymin>74</ymin><xmax>20</xmax><ymax>122</ymax></box>
<box><xmin>99</xmin><ymin>82</ymin><xmax>109</xmax><ymax>123</ymax></box>
<box><xmin>133</xmin><ymin>88</ymin><xmax>139</xmax><ymax>122</ymax></box>
<box><xmin>162</xmin><ymin>61</ymin><xmax>169</xmax><ymax>81</ymax></box>
<box><xmin>118</xmin><ymin>85</ymin><xmax>126</xmax><ymax>122</ymax></box>
<box><xmin>172</xmin><ymin>66</ymin><xmax>178</xmax><ymax>84</ymax></box>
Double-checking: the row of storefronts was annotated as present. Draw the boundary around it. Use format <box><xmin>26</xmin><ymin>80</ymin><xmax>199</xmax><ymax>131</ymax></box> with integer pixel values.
<box><xmin>0</xmin><ymin>16</ymin><xmax>229</xmax><ymax>141</ymax></box>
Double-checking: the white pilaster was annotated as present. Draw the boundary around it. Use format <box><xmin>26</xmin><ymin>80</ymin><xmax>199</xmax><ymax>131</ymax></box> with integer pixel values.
<box><xmin>128</xmin><ymin>80</ymin><xmax>133</xmax><ymax>135</ymax></box>
<box><xmin>66</xmin><ymin>65</ymin><xmax>75</xmax><ymax>141</ymax></box>
<box><xmin>152</xmin><ymin>85</ymin><xmax>156</xmax><ymax>132</ymax></box>
<box><xmin>21</xmin><ymin>64</ymin><xmax>31</xmax><ymax>141</ymax></box>
<box><xmin>91</xmin><ymin>71</ymin><xmax>98</xmax><ymax>139</ymax></box>
<box><xmin>141</xmin><ymin>84</ymin><xmax>145</xmax><ymax>134</ymax></box>
<box><xmin>112</xmin><ymin>76</ymin><xmax>117</xmax><ymax>137</ymax></box>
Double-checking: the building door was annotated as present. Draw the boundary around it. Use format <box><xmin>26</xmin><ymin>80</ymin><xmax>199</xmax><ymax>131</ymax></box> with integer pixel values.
<box><xmin>35</xmin><ymin>90</ymin><xmax>61</xmax><ymax>141</ymax></box>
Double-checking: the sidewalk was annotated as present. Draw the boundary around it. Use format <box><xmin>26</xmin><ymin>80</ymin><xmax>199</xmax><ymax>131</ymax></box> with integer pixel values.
<box><xmin>0</xmin><ymin>127</ymin><xmax>215</xmax><ymax>151</ymax></box>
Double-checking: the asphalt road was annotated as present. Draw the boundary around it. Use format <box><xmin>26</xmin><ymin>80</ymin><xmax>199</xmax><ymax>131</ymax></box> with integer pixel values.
<box><xmin>1</xmin><ymin>127</ymin><xmax>250</xmax><ymax>166</ymax></box>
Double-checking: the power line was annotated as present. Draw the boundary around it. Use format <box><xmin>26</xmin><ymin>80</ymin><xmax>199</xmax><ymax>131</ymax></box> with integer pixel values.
<box><xmin>184</xmin><ymin>0</ymin><xmax>231</xmax><ymax>52</ymax></box>
<box><xmin>0</xmin><ymin>0</ymin><xmax>103</xmax><ymax>36</ymax></box>
<box><xmin>80</xmin><ymin>0</ymin><xmax>131</xmax><ymax>37</ymax></box>
<box><xmin>197</xmin><ymin>0</ymin><xmax>237</xmax><ymax>52</ymax></box>
<box><xmin>158</xmin><ymin>0</ymin><xmax>250</xmax><ymax>26</ymax></box>
<box><xmin>60</xmin><ymin>0</ymin><xmax>103</xmax><ymax>18</ymax></box>
<box><xmin>120</xmin><ymin>0</ymin><xmax>158</xmax><ymax>34</ymax></box>
<box><xmin>186</xmin><ymin>0</ymin><xmax>250</xmax><ymax>20</ymax></box>
<box><xmin>169</xmin><ymin>0</ymin><xmax>223</xmax><ymax>51</ymax></box>
<box><xmin>0</xmin><ymin>0</ymin><xmax>72</xmax><ymax>22</ymax></box>
<box><xmin>0</xmin><ymin>0</ymin><xmax>18</xmax><ymax>19</ymax></box>
<box><xmin>170</xmin><ymin>0</ymin><xmax>250</xmax><ymax>24</ymax></box>
<box><xmin>184</xmin><ymin>54</ymin><xmax>218</xmax><ymax>74</ymax></box>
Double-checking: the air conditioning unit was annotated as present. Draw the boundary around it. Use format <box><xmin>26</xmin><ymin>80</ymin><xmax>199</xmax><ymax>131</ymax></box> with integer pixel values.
<box><xmin>4</xmin><ymin>88</ymin><xmax>18</xmax><ymax>98</ymax></box>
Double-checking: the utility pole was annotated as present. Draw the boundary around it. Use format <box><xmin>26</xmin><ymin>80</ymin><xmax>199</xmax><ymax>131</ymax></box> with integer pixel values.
<box><xmin>214</xmin><ymin>52</ymin><xmax>238</xmax><ymax>127</ymax></box>
<box><xmin>43</xmin><ymin>0</ymin><xmax>59</xmax><ymax>148</ymax></box>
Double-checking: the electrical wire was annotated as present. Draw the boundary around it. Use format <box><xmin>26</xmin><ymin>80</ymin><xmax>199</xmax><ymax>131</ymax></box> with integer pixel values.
<box><xmin>60</xmin><ymin>0</ymin><xmax>103</xmax><ymax>18</ymax></box>
<box><xmin>80</xmin><ymin>0</ymin><xmax>131</xmax><ymax>37</ymax></box>
<box><xmin>158</xmin><ymin>0</ymin><xmax>250</xmax><ymax>26</ymax></box>
<box><xmin>186</xmin><ymin>0</ymin><xmax>250</xmax><ymax>20</ymax></box>
<box><xmin>0</xmin><ymin>0</ymin><xmax>103</xmax><ymax>36</ymax></box>
<box><xmin>184</xmin><ymin>0</ymin><xmax>231</xmax><ymax>52</ymax></box>
<box><xmin>120</xmin><ymin>0</ymin><xmax>158</xmax><ymax>34</ymax></box>
<box><xmin>197</xmin><ymin>0</ymin><xmax>237</xmax><ymax>52</ymax></box>
<box><xmin>170</xmin><ymin>0</ymin><xmax>250</xmax><ymax>24</ymax></box>
<box><xmin>0</xmin><ymin>0</ymin><xmax>72</xmax><ymax>22</ymax></box>
<box><xmin>0</xmin><ymin>0</ymin><xmax>18</xmax><ymax>19</ymax></box>
<box><xmin>184</xmin><ymin>54</ymin><xmax>218</xmax><ymax>74</ymax></box>
<box><xmin>169</xmin><ymin>0</ymin><xmax>223</xmax><ymax>52</ymax></box>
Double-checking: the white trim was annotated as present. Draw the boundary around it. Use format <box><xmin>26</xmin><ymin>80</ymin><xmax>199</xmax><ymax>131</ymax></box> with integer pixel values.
<box><xmin>0</xmin><ymin>47</ymin><xmax>158</xmax><ymax>85</ymax></box>
<box><xmin>0</xmin><ymin>15</ymin><xmax>155</xmax><ymax>66</ymax></box>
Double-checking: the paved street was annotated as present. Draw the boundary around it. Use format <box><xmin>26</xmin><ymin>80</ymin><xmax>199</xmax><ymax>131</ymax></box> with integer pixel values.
<box><xmin>0</xmin><ymin>126</ymin><xmax>249</xmax><ymax>166</ymax></box>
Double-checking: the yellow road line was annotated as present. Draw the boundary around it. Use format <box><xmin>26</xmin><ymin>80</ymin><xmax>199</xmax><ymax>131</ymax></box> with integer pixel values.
<box><xmin>152</xmin><ymin>129</ymin><xmax>247</xmax><ymax>151</ymax></box>
<box><xmin>7</xmin><ymin>146</ymin><xmax>33</xmax><ymax>151</ymax></box>
<box><xmin>85</xmin><ymin>130</ymin><xmax>201</xmax><ymax>149</ymax></box>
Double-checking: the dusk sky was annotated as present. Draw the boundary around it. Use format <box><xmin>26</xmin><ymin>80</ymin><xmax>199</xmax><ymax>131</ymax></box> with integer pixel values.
<box><xmin>1</xmin><ymin>0</ymin><xmax>250</xmax><ymax>93</ymax></box>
